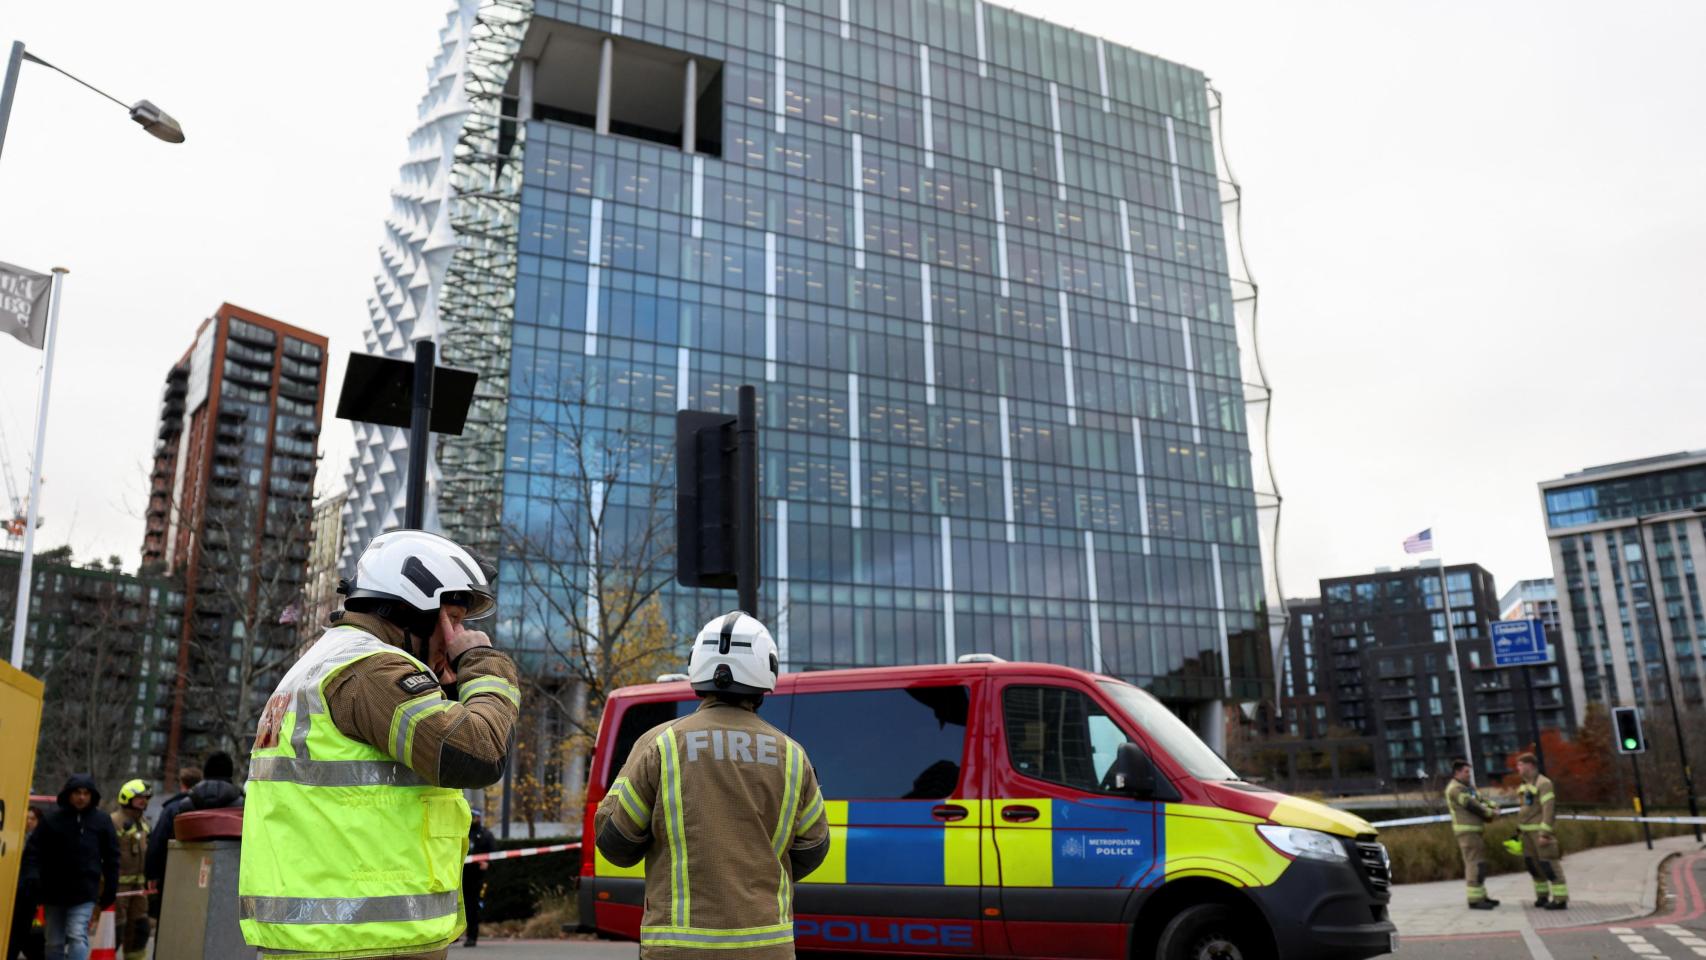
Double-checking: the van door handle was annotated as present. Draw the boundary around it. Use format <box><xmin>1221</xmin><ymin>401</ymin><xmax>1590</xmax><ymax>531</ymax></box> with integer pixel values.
<box><xmin>932</xmin><ymin>804</ymin><xmax>969</xmax><ymax>823</ymax></box>
<box><xmin>1001</xmin><ymin>805</ymin><xmax>1040</xmax><ymax>823</ymax></box>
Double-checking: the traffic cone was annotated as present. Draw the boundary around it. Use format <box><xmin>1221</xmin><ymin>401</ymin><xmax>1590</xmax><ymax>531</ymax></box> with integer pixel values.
<box><xmin>89</xmin><ymin>905</ymin><xmax>117</xmax><ymax>960</ymax></box>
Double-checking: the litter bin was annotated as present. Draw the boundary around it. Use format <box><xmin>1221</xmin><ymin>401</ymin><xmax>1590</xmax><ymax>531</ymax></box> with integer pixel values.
<box><xmin>155</xmin><ymin>808</ymin><xmax>248</xmax><ymax>959</ymax></box>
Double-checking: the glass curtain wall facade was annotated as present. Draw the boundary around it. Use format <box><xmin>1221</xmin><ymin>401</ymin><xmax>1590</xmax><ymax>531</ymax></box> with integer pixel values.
<box><xmin>499</xmin><ymin>0</ymin><xmax>1268</xmax><ymax>718</ymax></box>
<box><xmin>1541</xmin><ymin>452</ymin><xmax>1706</xmax><ymax>723</ymax></box>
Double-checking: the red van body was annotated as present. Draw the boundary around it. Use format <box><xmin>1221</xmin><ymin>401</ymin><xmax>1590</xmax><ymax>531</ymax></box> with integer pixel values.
<box><xmin>579</xmin><ymin>660</ymin><xmax>1394</xmax><ymax>959</ymax></box>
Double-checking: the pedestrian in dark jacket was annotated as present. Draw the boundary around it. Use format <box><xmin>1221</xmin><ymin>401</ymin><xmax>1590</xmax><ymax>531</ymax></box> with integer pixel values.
<box><xmin>461</xmin><ymin>808</ymin><xmax>496</xmax><ymax>947</ymax></box>
<box><xmin>25</xmin><ymin>774</ymin><xmax>118</xmax><ymax>960</ymax></box>
<box><xmin>143</xmin><ymin>753</ymin><xmax>241</xmax><ymax>918</ymax></box>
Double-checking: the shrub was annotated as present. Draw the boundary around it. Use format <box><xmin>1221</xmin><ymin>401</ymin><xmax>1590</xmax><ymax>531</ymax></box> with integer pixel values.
<box><xmin>1381</xmin><ymin>810</ymin><xmax>1691</xmax><ymax>885</ymax></box>
<box><xmin>476</xmin><ymin>838</ymin><xmax>582</xmax><ymax>922</ymax></box>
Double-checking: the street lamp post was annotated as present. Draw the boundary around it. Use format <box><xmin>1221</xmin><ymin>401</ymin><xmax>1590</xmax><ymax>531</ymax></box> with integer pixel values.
<box><xmin>0</xmin><ymin>39</ymin><xmax>185</xmax><ymax>161</ymax></box>
<box><xmin>1633</xmin><ymin>511</ymin><xmax>1703</xmax><ymax>843</ymax></box>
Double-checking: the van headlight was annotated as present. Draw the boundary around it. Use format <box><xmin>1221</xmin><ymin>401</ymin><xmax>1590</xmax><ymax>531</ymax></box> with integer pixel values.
<box><xmin>1257</xmin><ymin>825</ymin><xmax>1349</xmax><ymax>863</ymax></box>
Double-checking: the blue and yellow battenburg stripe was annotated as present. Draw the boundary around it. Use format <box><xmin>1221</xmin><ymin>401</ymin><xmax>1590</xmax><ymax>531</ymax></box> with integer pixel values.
<box><xmin>790</xmin><ymin>798</ymin><xmax>1294</xmax><ymax>890</ymax></box>
<box><xmin>599</xmin><ymin>795</ymin><xmax>1300</xmax><ymax>892</ymax></box>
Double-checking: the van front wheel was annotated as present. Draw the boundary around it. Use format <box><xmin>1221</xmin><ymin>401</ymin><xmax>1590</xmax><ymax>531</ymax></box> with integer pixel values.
<box><xmin>1152</xmin><ymin>904</ymin><xmax>1269</xmax><ymax>960</ymax></box>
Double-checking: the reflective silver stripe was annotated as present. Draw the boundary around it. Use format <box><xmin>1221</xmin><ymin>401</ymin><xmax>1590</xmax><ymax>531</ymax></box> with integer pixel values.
<box><xmin>641</xmin><ymin>926</ymin><xmax>794</xmax><ymax>945</ymax></box>
<box><xmin>241</xmin><ymin>890</ymin><xmax>458</xmax><ymax>925</ymax></box>
<box><xmin>248</xmin><ymin>755</ymin><xmax>423</xmax><ymax>788</ymax></box>
<box><xmin>290</xmin><ymin>688</ymin><xmax>313</xmax><ymax>759</ymax></box>
<box><xmin>459</xmin><ymin>676</ymin><xmax>520</xmax><ymax>708</ymax></box>
<box><xmin>393</xmin><ymin>695</ymin><xmax>448</xmax><ymax>762</ymax></box>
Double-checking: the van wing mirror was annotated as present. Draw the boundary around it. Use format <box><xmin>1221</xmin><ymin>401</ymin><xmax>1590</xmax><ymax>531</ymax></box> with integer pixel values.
<box><xmin>1111</xmin><ymin>742</ymin><xmax>1175</xmax><ymax>800</ymax></box>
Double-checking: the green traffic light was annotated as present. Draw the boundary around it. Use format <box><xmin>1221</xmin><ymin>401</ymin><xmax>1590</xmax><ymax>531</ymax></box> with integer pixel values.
<box><xmin>1625</xmin><ymin>738</ymin><xmax>1639</xmax><ymax>750</ymax></box>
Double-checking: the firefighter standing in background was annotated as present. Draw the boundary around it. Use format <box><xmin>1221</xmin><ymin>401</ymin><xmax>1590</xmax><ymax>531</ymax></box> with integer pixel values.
<box><xmin>595</xmin><ymin>612</ymin><xmax>831</xmax><ymax>959</ymax></box>
<box><xmin>238</xmin><ymin>531</ymin><xmax>522</xmax><ymax>960</ymax></box>
<box><xmin>110</xmin><ymin>779</ymin><xmax>152</xmax><ymax>958</ymax></box>
<box><xmin>1446</xmin><ymin>757</ymin><xmax>1501</xmax><ymax>909</ymax></box>
<box><xmin>1517</xmin><ymin>752</ymin><xmax>1568</xmax><ymax>909</ymax></box>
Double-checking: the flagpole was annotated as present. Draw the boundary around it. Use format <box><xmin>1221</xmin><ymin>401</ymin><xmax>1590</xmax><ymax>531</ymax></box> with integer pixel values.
<box><xmin>8</xmin><ymin>266</ymin><xmax>66</xmax><ymax>668</ymax></box>
<box><xmin>1433</xmin><ymin>542</ymin><xmax>1477</xmax><ymax>782</ymax></box>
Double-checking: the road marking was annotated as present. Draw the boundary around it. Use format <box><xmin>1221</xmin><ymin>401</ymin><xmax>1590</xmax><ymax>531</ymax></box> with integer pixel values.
<box><xmin>1520</xmin><ymin>923</ymin><xmax>1557</xmax><ymax>960</ymax></box>
<box><xmin>1656</xmin><ymin>923</ymin><xmax>1706</xmax><ymax>954</ymax></box>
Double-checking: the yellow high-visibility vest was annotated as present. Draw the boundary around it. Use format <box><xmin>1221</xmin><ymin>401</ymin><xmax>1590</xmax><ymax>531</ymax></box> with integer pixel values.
<box><xmin>239</xmin><ymin>627</ymin><xmax>469</xmax><ymax>958</ymax></box>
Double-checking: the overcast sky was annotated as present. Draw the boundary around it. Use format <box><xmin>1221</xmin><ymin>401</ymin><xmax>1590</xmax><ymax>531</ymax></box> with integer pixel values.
<box><xmin>2</xmin><ymin>1</ymin><xmax>1702</xmax><ymax>602</ymax></box>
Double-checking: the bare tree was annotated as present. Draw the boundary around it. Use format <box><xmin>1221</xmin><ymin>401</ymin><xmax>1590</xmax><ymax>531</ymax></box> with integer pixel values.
<box><xmin>169</xmin><ymin>478</ymin><xmax>315</xmax><ymax>767</ymax></box>
<box><xmin>501</xmin><ymin>379</ymin><xmax>682</xmax><ymax>815</ymax></box>
<box><xmin>27</xmin><ymin>550</ymin><xmax>158</xmax><ymax>790</ymax></box>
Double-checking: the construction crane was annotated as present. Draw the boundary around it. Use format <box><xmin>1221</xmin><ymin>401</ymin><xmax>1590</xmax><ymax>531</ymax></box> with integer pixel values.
<box><xmin>0</xmin><ymin>414</ymin><xmax>38</xmax><ymax>550</ymax></box>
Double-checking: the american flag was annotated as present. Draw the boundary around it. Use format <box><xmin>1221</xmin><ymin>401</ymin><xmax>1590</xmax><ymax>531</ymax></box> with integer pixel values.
<box><xmin>1403</xmin><ymin>529</ymin><xmax>1434</xmax><ymax>554</ymax></box>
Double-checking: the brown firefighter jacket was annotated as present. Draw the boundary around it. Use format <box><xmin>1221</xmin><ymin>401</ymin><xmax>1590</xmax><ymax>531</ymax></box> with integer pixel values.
<box><xmin>595</xmin><ymin>698</ymin><xmax>831</xmax><ymax>960</ymax></box>
<box><xmin>1446</xmin><ymin>779</ymin><xmax>1499</xmax><ymax>834</ymax></box>
<box><xmin>1518</xmin><ymin>774</ymin><xmax>1558</xmax><ymax>835</ymax></box>
<box><xmin>110</xmin><ymin>810</ymin><xmax>148</xmax><ymax>887</ymax></box>
<box><xmin>316</xmin><ymin>612</ymin><xmax>521</xmax><ymax>788</ymax></box>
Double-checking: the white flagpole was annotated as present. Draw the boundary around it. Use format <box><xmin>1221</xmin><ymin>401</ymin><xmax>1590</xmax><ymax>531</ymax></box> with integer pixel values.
<box><xmin>1432</xmin><ymin>537</ymin><xmax>1477</xmax><ymax>782</ymax></box>
<box><xmin>9</xmin><ymin>266</ymin><xmax>67</xmax><ymax>668</ymax></box>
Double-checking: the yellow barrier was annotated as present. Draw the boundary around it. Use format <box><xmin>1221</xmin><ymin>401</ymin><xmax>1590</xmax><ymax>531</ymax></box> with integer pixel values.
<box><xmin>0</xmin><ymin>659</ymin><xmax>45</xmax><ymax>944</ymax></box>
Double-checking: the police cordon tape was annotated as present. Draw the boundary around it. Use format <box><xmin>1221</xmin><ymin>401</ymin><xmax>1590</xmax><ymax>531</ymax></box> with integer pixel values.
<box><xmin>465</xmin><ymin>841</ymin><xmax>581</xmax><ymax>864</ymax></box>
<box><xmin>1369</xmin><ymin>809</ymin><xmax>1706</xmax><ymax>829</ymax></box>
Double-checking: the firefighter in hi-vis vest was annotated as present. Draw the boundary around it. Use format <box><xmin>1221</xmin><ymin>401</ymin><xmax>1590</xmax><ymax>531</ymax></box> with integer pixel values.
<box><xmin>595</xmin><ymin>612</ymin><xmax>832</xmax><ymax>958</ymax></box>
<box><xmin>238</xmin><ymin>531</ymin><xmax>522</xmax><ymax>959</ymax></box>
<box><xmin>1446</xmin><ymin>757</ymin><xmax>1501</xmax><ymax>909</ymax></box>
<box><xmin>1516</xmin><ymin>752</ymin><xmax>1568</xmax><ymax>909</ymax></box>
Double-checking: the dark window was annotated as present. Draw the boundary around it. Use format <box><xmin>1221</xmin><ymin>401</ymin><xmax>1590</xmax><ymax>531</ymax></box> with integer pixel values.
<box><xmin>785</xmin><ymin>687</ymin><xmax>969</xmax><ymax>799</ymax></box>
<box><xmin>1003</xmin><ymin>685</ymin><xmax>1131</xmax><ymax>794</ymax></box>
<box><xmin>605</xmin><ymin>698</ymin><xmax>692</xmax><ymax>786</ymax></box>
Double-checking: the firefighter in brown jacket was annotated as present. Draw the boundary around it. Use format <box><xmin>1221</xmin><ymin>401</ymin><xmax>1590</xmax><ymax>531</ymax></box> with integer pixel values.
<box><xmin>1517</xmin><ymin>752</ymin><xmax>1567</xmax><ymax>909</ymax></box>
<box><xmin>242</xmin><ymin>530</ymin><xmax>520</xmax><ymax>960</ymax></box>
<box><xmin>111</xmin><ymin>778</ymin><xmax>152</xmax><ymax>957</ymax></box>
<box><xmin>596</xmin><ymin>612</ymin><xmax>831</xmax><ymax>959</ymax></box>
<box><xmin>1446</xmin><ymin>757</ymin><xmax>1500</xmax><ymax>909</ymax></box>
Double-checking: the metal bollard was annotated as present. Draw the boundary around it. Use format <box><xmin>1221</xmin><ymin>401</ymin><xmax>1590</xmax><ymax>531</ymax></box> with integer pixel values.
<box><xmin>155</xmin><ymin>808</ymin><xmax>249</xmax><ymax>959</ymax></box>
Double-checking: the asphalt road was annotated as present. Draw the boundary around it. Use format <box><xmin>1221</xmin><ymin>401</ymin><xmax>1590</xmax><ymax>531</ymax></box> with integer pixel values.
<box><xmin>446</xmin><ymin>851</ymin><xmax>1706</xmax><ymax>960</ymax></box>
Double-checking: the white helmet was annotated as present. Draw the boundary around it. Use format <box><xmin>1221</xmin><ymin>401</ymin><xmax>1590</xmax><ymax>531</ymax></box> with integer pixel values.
<box><xmin>343</xmin><ymin>530</ymin><xmax>497</xmax><ymax>620</ymax></box>
<box><xmin>689</xmin><ymin>612</ymin><xmax>779</xmax><ymax>695</ymax></box>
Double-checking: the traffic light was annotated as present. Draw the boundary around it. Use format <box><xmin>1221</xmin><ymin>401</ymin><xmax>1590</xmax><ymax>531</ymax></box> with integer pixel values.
<box><xmin>1614</xmin><ymin>706</ymin><xmax>1647</xmax><ymax>755</ymax></box>
<box><xmin>675</xmin><ymin>385</ymin><xmax>759</xmax><ymax>612</ymax></box>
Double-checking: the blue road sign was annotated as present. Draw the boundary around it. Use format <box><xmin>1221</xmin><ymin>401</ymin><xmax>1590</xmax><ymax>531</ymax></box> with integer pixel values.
<box><xmin>1491</xmin><ymin>619</ymin><xmax>1553</xmax><ymax>667</ymax></box>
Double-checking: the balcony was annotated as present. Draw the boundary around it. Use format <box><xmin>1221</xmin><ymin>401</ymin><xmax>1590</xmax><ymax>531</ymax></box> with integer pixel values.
<box><xmin>279</xmin><ymin>379</ymin><xmax>318</xmax><ymax>403</ymax></box>
<box><xmin>228</xmin><ymin>320</ymin><xmax>276</xmax><ymax>348</ymax></box>
<box><xmin>225</xmin><ymin>341</ymin><xmax>275</xmax><ymax>367</ymax></box>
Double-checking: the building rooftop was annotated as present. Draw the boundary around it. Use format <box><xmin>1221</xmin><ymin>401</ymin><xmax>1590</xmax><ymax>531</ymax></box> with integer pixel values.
<box><xmin>1556</xmin><ymin>450</ymin><xmax>1706</xmax><ymax>482</ymax></box>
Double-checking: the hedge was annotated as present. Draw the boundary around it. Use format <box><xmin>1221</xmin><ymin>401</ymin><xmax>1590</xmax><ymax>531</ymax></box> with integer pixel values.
<box><xmin>473</xmin><ymin>836</ymin><xmax>583</xmax><ymax>923</ymax></box>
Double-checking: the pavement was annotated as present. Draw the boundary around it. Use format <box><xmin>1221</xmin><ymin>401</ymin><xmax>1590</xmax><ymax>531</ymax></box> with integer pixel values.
<box><xmin>438</xmin><ymin>836</ymin><xmax>1706</xmax><ymax>959</ymax></box>
<box><xmin>1392</xmin><ymin>834</ymin><xmax>1699</xmax><ymax>937</ymax></box>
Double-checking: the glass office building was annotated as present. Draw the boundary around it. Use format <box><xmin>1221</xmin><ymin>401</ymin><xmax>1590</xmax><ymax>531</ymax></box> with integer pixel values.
<box><xmin>1541</xmin><ymin>452</ymin><xmax>1706</xmax><ymax>721</ymax></box>
<box><xmin>346</xmin><ymin>0</ymin><xmax>1271</xmax><ymax>739</ymax></box>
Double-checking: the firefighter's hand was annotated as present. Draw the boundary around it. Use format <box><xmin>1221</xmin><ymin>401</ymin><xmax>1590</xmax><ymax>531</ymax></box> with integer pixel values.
<box><xmin>437</xmin><ymin>607</ymin><xmax>493</xmax><ymax>678</ymax></box>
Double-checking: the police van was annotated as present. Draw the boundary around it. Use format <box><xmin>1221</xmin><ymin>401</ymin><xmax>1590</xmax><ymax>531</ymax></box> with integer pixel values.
<box><xmin>580</xmin><ymin>657</ymin><xmax>1396</xmax><ymax>960</ymax></box>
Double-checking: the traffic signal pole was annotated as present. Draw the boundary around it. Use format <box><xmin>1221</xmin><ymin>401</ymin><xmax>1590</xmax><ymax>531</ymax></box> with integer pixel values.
<box><xmin>735</xmin><ymin>385</ymin><xmax>758</xmax><ymax>615</ymax></box>
<box><xmin>1631</xmin><ymin>754</ymin><xmax>1653</xmax><ymax>851</ymax></box>
<box><xmin>1522</xmin><ymin>666</ymin><xmax>1546</xmax><ymax>775</ymax></box>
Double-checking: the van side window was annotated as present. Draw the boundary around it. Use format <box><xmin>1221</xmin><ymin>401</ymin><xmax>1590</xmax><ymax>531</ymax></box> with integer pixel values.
<box><xmin>605</xmin><ymin>699</ymin><xmax>691</xmax><ymax>787</ymax></box>
<box><xmin>788</xmin><ymin>687</ymin><xmax>970</xmax><ymax>799</ymax></box>
<box><xmin>1003</xmin><ymin>685</ymin><xmax>1132</xmax><ymax>793</ymax></box>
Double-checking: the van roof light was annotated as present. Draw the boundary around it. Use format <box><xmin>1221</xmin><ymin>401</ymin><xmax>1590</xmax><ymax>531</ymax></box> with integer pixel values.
<box><xmin>655</xmin><ymin>673</ymin><xmax>690</xmax><ymax>682</ymax></box>
<box><xmin>956</xmin><ymin>653</ymin><xmax>1006</xmax><ymax>664</ymax></box>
